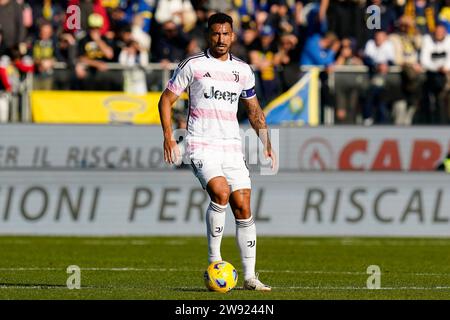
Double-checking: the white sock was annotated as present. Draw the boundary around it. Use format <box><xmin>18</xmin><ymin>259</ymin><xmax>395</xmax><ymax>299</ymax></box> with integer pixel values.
<box><xmin>206</xmin><ymin>201</ymin><xmax>227</xmax><ymax>264</ymax></box>
<box><xmin>235</xmin><ymin>216</ymin><xmax>256</xmax><ymax>280</ymax></box>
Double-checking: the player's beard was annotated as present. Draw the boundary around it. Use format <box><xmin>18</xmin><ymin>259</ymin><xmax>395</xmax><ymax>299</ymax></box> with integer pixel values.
<box><xmin>211</xmin><ymin>44</ymin><xmax>229</xmax><ymax>58</ymax></box>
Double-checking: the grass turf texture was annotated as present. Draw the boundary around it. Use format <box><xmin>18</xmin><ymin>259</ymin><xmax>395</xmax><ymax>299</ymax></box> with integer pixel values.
<box><xmin>0</xmin><ymin>236</ymin><xmax>449</xmax><ymax>299</ymax></box>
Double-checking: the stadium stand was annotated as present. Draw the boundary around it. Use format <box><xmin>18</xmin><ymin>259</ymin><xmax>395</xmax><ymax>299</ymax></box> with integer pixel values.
<box><xmin>0</xmin><ymin>0</ymin><xmax>449</xmax><ymax>124</ymax></box>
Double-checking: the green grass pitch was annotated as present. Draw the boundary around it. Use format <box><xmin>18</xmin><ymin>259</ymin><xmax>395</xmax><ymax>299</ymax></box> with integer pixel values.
<box><xmin>0</xmin><ymin>236</ymin><xmax>449</xmax><ymax>299</ymax></box>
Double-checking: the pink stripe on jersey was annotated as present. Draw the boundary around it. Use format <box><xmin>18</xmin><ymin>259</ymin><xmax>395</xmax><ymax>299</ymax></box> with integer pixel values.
<box><xmin>190</xmin><ymin>107</ymin><xmax>237</xmax><ymax>121</ymax></box>
<box><xmin>166</xmin><ymin>81</ymin><xmax>184</xmax><ymax>96</ymax></box>
<box><xmin>188</xmin><ymin>141</ymin><xmax>242</xmax><ymax>153</ymax></box>
<box><xmin>194</xmin><ymin>70</ymin><xmax>247</xmax><ymax>85</ymax></box>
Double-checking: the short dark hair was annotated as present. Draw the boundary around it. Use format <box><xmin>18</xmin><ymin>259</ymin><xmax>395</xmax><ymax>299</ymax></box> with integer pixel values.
<box><xmin>207</xmin><ymin>12</ymin><xmax>233</xmax><ymax>32</ymax></box>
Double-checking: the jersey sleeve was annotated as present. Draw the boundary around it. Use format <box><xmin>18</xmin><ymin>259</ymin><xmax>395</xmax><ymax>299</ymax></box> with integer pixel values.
<box><xmin>166</xmin><ymin>61</ymin><xmax>193</xmax><ymax>96</ymax></box>
<box><xmin>240</xmin><ymin>65</ymin><xmax>256</xmax><ymax>99</ymax></box>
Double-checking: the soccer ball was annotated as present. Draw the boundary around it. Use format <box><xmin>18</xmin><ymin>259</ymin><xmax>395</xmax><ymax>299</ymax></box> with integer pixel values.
<box><xmin>204</xmin><ymin>261</ymin><xmax>238</xmax><ymax>293</ymax></box>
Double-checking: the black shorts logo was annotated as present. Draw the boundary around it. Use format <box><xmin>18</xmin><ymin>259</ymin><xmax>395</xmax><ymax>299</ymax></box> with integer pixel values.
<box><xmin>193</xmin><ymin>160</ymin><xmax>203</xmax><ymax>169</ymax></box>
<box><xmin>190</xmin><ymin>160</ymin><xmax>203</xmax><ymax>175</ymax></box>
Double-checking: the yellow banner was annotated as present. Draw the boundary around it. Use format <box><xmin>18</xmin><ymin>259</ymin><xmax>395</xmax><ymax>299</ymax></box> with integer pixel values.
<box><xmin>31</xmin><ymin>91</ymin><xmax>162</xmax><ymax>124</ymax></box>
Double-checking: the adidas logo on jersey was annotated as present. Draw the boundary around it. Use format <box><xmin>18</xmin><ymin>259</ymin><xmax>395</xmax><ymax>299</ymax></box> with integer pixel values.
<box><xmin>203</xmin><ymin>72</ymin><xmax>211</xmax><ymax>77</ymax></box>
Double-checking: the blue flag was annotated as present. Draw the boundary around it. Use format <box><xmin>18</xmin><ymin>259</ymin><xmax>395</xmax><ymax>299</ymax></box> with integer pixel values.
<box><xmin>264</xmin><ymin>68</ymin><xmax>320</xmax><ymax>126</ymax></box>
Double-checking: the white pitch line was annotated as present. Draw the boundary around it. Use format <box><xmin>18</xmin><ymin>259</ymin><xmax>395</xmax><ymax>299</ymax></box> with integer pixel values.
<box><xmin>0</xmin><ymin>286</ymin><xmax>64</xmax><ymax>289</ymax></box>
<box><xmin>0</xmin><ymin>267</ymin><xmax>449</xmax><ymax>277</ymax></box>
<box><xmin>0</xmin><ymin>267</ymin><xmax>188</xmax><ymax>272</ymax></box>
<box><xmin>1</xmin><ymin>285</ymin><xmax>449</xmax><ymax>291</ymax></box>
<box><xmin>272</xmin><ymin>286</ymin><xmax>450</xmax><ymax>291</ymax></box>
<box><xmin>338</xmin><ymin>240</ymin><xmax>450</xmax><ymax>247</ymax></box>
<box><xmin>262</xmin><ymin>270</ymin><xmax>366</xmax><ymax>274</ymax></box>
<box><xmin>0</xmin><ymin>267</ymin><xmax>62</xmax><ymax>271</ymax></box>
<box><xmin>0</xmin><ymin>285</ymin><xmax>96</xmax><ymax>289</ymax></box>
<box><xmin>260</xmin><ymin>270</ymin><xmax>450</xmax><ymax>276</ymax></box>
<box><xmin>1</xmin><ymin>239</ymin><xmax>450</xmax><ymax>247</ymax></box>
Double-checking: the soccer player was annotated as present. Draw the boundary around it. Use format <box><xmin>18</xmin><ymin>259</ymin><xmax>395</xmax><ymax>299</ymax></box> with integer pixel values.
<box><xmin>158</xmin><ymin>12</ymin><xmax>276</xmax><ymax>291</ymax></box>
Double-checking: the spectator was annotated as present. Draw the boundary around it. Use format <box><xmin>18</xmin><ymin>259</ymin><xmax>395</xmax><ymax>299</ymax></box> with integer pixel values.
<box><xmin>249</xmin><ymin>24</ymin><xmax>281</xmax><ymax>105</ymax></box>
<box><xmin>300</xmin><ymin>31</ymin><xmax>340</xmax><ymax>124</ymax></box>
<box><xmin>32</xmin><ymin>21</ymin><xmax>57</xmax><ymax>90</ymax></box>
<box><xmin>10</xmin><ymin>46</ymin><xmax>34</xmax><ymax>75</ymax></box>
<box><xmin>0</xmin><ymin>26</ymin><xmax>7</xmax><ymax>57</ymax></box>
<box><xmin>274</xmin><ymin>31</ymin><xmax>301</xmax><ymax>91</ymax></box>
<box><xmin>54</xmin><ymin>32</ymin><xmax>77</xmax><ymax>90</ymax></box>
<box><xmin>154</xmin><ymin>0</ymin><xmax>197</xmax><ymax>32</ymax></box>
<box><xmin>231</xmin><ymin>18</ymin><xmax>258</xmax><ymax>63</ymax></box>
<box><xmin>29</xmin><ymin>0</ymin><xmax>66</xmax><ymax>36</ymax></box>
<box><xmin>20</xmin><ymin>0</ymin><xmax>33</xmax><ymax>33</ymax></box>
<box><xmin>131</xmin><ymin>13</ymin><xmax>152</xmax><ymax>53</ymax></box>
<box><xmin>0</xmin><ymin>0</ymin><xmax>26</xmax><ymax>53</ymax></box>
<box><xmin>108</xmin><ymin>6</ymin><xmax>130</xmax><ymax>34</ymax></box>
<box><xmin>296</xmin><ymin>0</ymin><xmax>329</xmax><ymax>43</ymax></box>
<box><xmin>75</xmin><ymin>13</ymin><xmax>116</xmax><ymax>90</ymax></box>
<box><xmin>389</xmin><ymin>15</ymin><xmax>424</xmax><ymax>125</ymax></box>
<box><xmin>8</xmin><ymin>46</ymin><xmax>34</xmax><ymax>120</ymax></box>
<box><xmin>335</xmin><ymin>38</ymin><xmax>363</xmax><ymax>66</ymax></box>
<box><xmin>0</xmin><ymin>54</ymin><xmax>12</xmax><ymax>123</ymax></box>
<box><xmin>265</xmin><ymin>2</ymin><xmax>295</xmax><ymax>35</ymax></box>
<box><xmin>334</xmin><ymin>37</ymin><xmax>363</xmax><ymax>124</ymax></box>
<box><xmin>102</xmin><ymin>0</ymin><xmax>120</xmax><ymax>8</ymax></box>
<box><xmin>300</xmin><ymin>31</ymin><xmax>339</xmax><ymax>66</ymax></box>
<box><xmin>363</xmin><ymin>30</ymin><xmax>395</xmax><ymax>125</ymax></box>
<box><xmin>189</xmin><ymin>0</ymin><xmax>205</xmax><ymax>10</ymax></box>
<box><xmin>114</xmin><ymin>24</ymin><xmax>132</xmax><ymax>59</ymax></box>
<box><xmin>152</xmin><ymin>20</ymin><xmax>193</xmax><ymax>66</ymax></box>
<box><xmin>254</xmin><ymin>6</ymin><xmax>270</xmax><ymax>35</ymax></box>
<box><xmin>232</xmin><ymin>0</ymin><xmax>267</xmax><ymax>21</ymax></box>
<box><xmin>403</xmin><ymin>0</ymin><xmax>438</xmax><ymax>35</ymax></box>
<box><xmin>188</xmin><ymin>6</ymin><xmax>210</xmax><ymax>52</ymax></box>
<box><xmin>328</xmin><ymin>0</ymin><xmax>367</xmax><ymax>51</ymax></box>
<box><xmin>420</xmin><ymin>24</ymin><xmax>450</xmax><ymax>124</ymax></box>
<box><xmin>117</xmin><ymin>25</ymin><xmax>149</xmax><ymax>95</ymax></box>
<box><xmin>119</xmin><ymin>0</ymin><xmax>156</xmax><ymax>33</ymax></box>
<box><xmin>438</xmin><ymin>0</ymin><xmax>450</xmax><ymax>33</ymax></box>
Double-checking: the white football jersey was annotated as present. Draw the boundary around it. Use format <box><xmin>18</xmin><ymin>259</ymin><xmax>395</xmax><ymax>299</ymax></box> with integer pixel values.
<box><xmin>166</xmin><ymin>49</ymin><xmax>256</xmax><ymax>154</ymax></box>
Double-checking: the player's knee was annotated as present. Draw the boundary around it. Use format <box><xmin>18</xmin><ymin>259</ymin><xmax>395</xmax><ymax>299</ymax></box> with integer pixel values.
<box><xmin>233</xmin><ymin>205</ymin><xmax>251</xmax><ymax>220</ymax></box>
<box><xmin>211</xmin><ymin>189</ymin><xmax>230</xmax><ymax>205</ymax></box>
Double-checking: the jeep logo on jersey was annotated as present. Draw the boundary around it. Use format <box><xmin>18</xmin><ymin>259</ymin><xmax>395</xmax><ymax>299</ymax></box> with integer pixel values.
<box><xmin>204</xmin><ymin>86</ymin><xmax>238</xmax><ymax>104</ymax></box>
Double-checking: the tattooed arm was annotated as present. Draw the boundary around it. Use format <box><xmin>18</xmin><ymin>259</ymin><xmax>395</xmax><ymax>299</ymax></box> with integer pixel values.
<box><xmin>241</xmin><ymin>96</ymin><xmax>276</xmax><ymax>170</ymax></box>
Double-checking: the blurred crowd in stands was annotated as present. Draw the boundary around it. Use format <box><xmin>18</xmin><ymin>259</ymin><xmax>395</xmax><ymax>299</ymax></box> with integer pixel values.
<box><xmin>0</xmin><ymin>0</ymin><xmax>449</xmax><ymax>125</ymax></box>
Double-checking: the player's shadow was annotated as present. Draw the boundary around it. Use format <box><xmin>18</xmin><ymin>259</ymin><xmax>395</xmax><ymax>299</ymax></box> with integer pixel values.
<box><xmin>173</xmin><ymin>287</ymin><xmax>207</xmax><ymax>292</ymax></box>
<box><xmin>174</xmin><ymin>287</ymin><xmax>244</xmax><ymax>292</ymax></box>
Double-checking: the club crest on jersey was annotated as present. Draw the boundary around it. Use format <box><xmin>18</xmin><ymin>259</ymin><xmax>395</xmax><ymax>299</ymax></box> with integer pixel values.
<box><xmin>232</xmin><ymin>71</ymin><xmax>239</xmax><ymax>83</ymax></box>
<box><xmin>204</xmin><ymin>86</ymin><xmax>238</xmax><ymax>104</ymax></box>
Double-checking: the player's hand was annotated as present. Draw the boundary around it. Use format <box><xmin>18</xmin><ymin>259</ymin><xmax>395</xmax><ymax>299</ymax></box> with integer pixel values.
<box><xmin>264</xmin><ymin>148</ymin><xmax>277</xmax><ymax>171</ymax></box>
<box><xmin>163</xmin><ymin>138</ymin><xmax>181</xmax><ymax>165</ymax></box>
